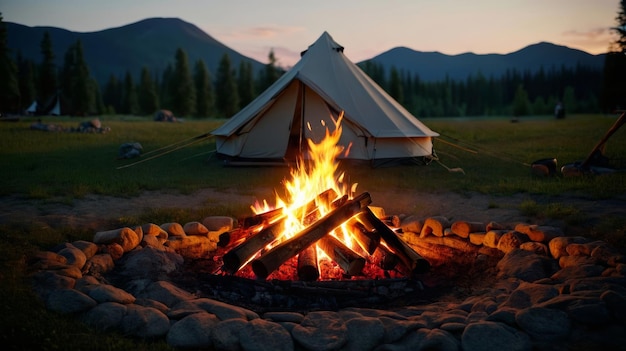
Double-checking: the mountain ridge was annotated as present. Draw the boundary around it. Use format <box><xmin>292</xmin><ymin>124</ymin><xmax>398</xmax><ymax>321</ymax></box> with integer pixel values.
<box><xmin>6</xmin><ymin>17</ymin><xmax>606</xmax><ymax>85</ymax></box>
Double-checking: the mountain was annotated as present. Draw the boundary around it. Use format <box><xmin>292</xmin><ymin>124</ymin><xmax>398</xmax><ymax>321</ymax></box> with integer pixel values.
<box><xmin>6</xmin><ymin>17</ymin><xmax>606</xmax><ymax>87</ymax></box>
<box><xmin>367</xmin><ymin>42</ymin><xmax>606</xmax><ymax>82</ymax></box>
<box><xmin>6</xmin><ymin>17</ymin><xmax>266</xmax><ymax>86</ymax></box>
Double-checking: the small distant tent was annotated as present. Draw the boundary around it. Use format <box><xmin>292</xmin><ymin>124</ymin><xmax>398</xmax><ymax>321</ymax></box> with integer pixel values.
<box><xmin>211</xmin><ymin>31</ymin><xmax>439</xmax><ymax>167</ymax></box>
<box><xmin>26</xmin><ymin>101</ymin><xmax>37</xmax><ymax>115</ymax></box>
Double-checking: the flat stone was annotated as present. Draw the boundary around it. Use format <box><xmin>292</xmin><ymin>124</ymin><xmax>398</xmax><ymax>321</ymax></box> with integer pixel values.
<box><xmin>501</xmin><ymin>282</ymin><xmax>559</xmax><ymax>309</ymax></box>
<box><xmin>80</xmin><ymin>301</ymin><xmax>127</xmax><ymax>332</ymax></box>
<box><xmin>136</xmin><ymin>280</ymin><xmax>195</xmax><ymax>307</ymax></box>
<box><xmin>211</xmin><ymin>318</ymin><xmax>249</xmax><ymax>351</ymax></box>
<box><xmin>496</xmin><ymin>249</ymin><xmax>559</xmax><ymax>282</ymax></box>
<box><xmin>515</xmin><ymin>307</ymin><xmax>571</xmax><ymax>341</ymax></box>
<box><xmin>291</xmin><ymin>311</ymin><xmax>347</xmax><ymax>351</ymax></box>
<box><xmin>343</xmin><ymin>316</ymin><xmax>385</xmax><ymax>351</ymax></box>
<box><xmin>192</xmin><ymin>297</ymin><xmax>259</xmax><ymax>320</ymax></box>
<box><xmin>239</xmin><ymin>318</ymin><xmax>293</xmax><ymax>351</ymax></box>
<box><xmin>166</xmin><ymin>312</ymin><xmax>219</xmax><ymax>349</ymax></box>
<box><xmin>121</xmin><ymin>304</ymin><xmax>170</xmax><ymax>339</ymax></box>
<box><xmin>462</xmin><ymin>321</ymin><xmax>532</xmax><ymax>351</ymax></box>
<box><xmin>263</xmin><ymin>311</ymin><xmax>304</xmax><ymax>323</ymax></box>
<box><xmin>87</xmin><ymin>283</ymin><xmax>136</xmax><ymax>304</ymax></box>
<box><xmin>46</xmin><ymin>288</ymin><xmax>96</xmax><ymax>314</ymax></box>
<box><xmin>57</xmin><ymin>245</ymin><xmax>87</xmax><ymax>269</ymax></box>
<box><xmin>418</xmin><ymin>328</ymin><xmax>460</xmax><ymax>351</ymax></box>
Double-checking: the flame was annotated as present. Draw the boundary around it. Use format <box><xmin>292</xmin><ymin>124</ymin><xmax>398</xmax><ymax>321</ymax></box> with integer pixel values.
<box><xmin>252</xmin><ymin>112</ymin><xmax>358</xmax><ymax>259</ymax></box>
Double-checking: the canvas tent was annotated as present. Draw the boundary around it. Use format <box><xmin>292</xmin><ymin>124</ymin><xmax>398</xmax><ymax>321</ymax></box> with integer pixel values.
<box><xmin>211</xmin><ymin>31</ymin><xmax>439</xmax><ymax>166</ymax></box>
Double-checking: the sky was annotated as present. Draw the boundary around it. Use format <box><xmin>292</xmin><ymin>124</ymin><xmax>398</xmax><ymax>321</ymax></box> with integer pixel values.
<box><xmin>2</xmin><ymin>0</ymin><xmax>620</xmax><ymax>68</ymax></box>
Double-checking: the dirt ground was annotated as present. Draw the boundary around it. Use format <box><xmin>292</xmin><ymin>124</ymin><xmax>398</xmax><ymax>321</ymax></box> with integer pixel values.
<box><xmin>1</xmin><ymin>187</ymin><xmax>625</xmax><ymax>237</ymax></box>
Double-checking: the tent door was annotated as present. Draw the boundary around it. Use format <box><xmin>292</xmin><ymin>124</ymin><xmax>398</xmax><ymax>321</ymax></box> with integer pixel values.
<box><xmin>285</xmin><ymin>82</ymin><xmax>306</xmax><ymax>162</ymax></box>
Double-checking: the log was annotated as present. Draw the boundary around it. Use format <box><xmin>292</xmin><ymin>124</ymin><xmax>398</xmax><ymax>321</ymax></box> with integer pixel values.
<box><xmin>222</xmin><ymin>220</ymin><xmax>284</xmax><ymax>274</ymax></box>
<box><xmin>251</xmin><ymin>192</ymin><xmax>372</xmax><ymax>279</ymax></box>
<box><xmin>240</xmin><ymin>208</ymin><xmax>283</xmax><ymax>229</ymax></box>
<box><xmin>361</xmin><ymin>207</ymin><xmax>430</xmax><ymax>277</ymax></box>
<box><xmin>348</xmin><ymin>219</ymin><xmax>381</xmax><ymax>255</ymax></box>
<box><xmin>317</xmin><ymin>234</ymin><xmax>366</xmax><ymax>276</ymax></box>
<box><xmin>372</xmin><ymin>244</ymin><xmax>401</xmax><ymax>270</ymax></box>
<box><xmin>297</xmin><ymin>246</ymin><xmax>320</xmax><ymax>281</ymax></box>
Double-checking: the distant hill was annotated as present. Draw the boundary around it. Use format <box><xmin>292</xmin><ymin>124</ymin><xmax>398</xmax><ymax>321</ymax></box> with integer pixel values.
<box><xmin>6</xmin><ymin>17</ymin><xmax>606</xmax><ymax>87</ymax></box>
<box><xmin>6</xmin><ymin>17</ymin><xmax>266</xmax><ymax>86</ymax></box>
<box><xmin>367</xmin><ymin>42</ymin><xmax>606</xmax><ymax>82</ymax></box>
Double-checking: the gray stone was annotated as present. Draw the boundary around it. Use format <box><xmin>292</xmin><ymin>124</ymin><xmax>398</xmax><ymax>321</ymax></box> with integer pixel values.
<box><xmin>211</xmin><ymin>318</ymin><xmax>249</xmax><ymax>351</ymax></box>
<box><xmin>121</xmin><ymin>304</ymin><xmax>170</xmax><ymax>339</ymax></box>
<box><xmin>292</xmin><ymin>311</ymin><xmax>347</xmax><ymax>351</ymax></box>
<box><xmin>166</xmin><ymin>312</ymin><xmax>219</xmax><ymax>349</ymax></box>
<box><xmin>83</xmin><ymin>253</ymin><xmax>114</xmax><ymax>275</ymax></box>
<box><xmin>549</xmin><ymin>236</ymin><xmax>588</xmax><ymax>259</ymax></box>
<box><xmin>239</xmin><ymin>318</ymin><xmax>293</xmax><ymax>351</ymax></box>
<box><xmin>263</xmin><ymin>311</ymin><xmax>304</xmax><ymax>323</ymax></box>
<box><xmin>567</xmin><ymin>301</ymin><xmax>611</xmax><ymax>325</ymax></box>
<box><xmin>57</xmin><ymin>245</ymin><xmax>87</xmax><ymax>269</ymax></box>
<box><xmin>71</xmin><ymin>240</ymin><xmax>98</xmax><ymax>260</ymax></box>
<box><xmin>80</xmin><ymin>301</ymin><xmax>127</xmax><ymax>332</ymax></box>
<box><xmin>515</xmin><ymin>307</ymin><xmax>570</xmax><ymax>341</ymax></box>
<box><xmin>486</xmin><ymin>307</ymin><xmax>518</xmax><ymax>326</ymax></box>
<box><xmin>192</xmin><ymin>297</ymin><xmax>259</xmax><ymax>320</ymax></box>
<box><xmin>46</xmin><ymin>288</ymin><xmax>96</xmax><ymax>314</ymax></box>
<box><xmin>418</xmin><ymin>328</ymin><xmax>461</xmax><ymax>351</ymax></box>
<box><xmin>551</xmin><ymin>264</ymin><xmax>606</xmax><ymax>281</ymax></box>
<box><xmin>461</xmin><ymin>321</ymin><xmax>532</xmax><ymax>351</ymax></box>
<box><xmin>379</xmin><ymin>316</ymin><xmax>413</xmax><ymax>344</ymax></box>
<box><xmin>343</xmin><ymin>317</ymin><xmax>385</xmax><ymax>351</ymax></box>
<box><xmin>87</xmin><ymin>284</ymin><xmax>136</xmax><ymax>304</ymax></box>
<box><xmin>118</xmin><ymin>247</ymin><xmax>183</xmax><ymax>281</ymax></box>
<box><xmin>496</xmin><ymin>249</ymin><xmax>559</xmax><ymax>282</ymax></box>
<box><xmin>136</xmin><ymin>280</ymin><xmax>195</xmax><ymax>307</ymax></box>
<box><xmin>497</xmin><ymin>231</ymin><xmax>529</xmax><ymax>254</ymax></box>
<box><xmin>501</xmin><ymin>282</ymin><xmax>559</xmax><ymax>309</ymax></box>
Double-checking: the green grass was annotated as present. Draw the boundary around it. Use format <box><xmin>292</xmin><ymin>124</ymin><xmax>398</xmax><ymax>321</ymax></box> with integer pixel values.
<box><xmin>1</xmin><ymin>113</ymin><xmax>625</xmax><ymax>349</ymax></box>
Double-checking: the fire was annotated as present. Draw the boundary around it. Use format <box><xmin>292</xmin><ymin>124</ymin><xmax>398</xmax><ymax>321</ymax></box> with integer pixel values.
<box><xmin>253</xmin><ymin>112</ymin><xmax>356</xmax><ymax>239</ymax></box>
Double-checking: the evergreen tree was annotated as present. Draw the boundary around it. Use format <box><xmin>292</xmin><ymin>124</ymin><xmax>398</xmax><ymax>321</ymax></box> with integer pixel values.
<box><xmin>194</xmin><ymin>59</ymin><xmax>214</xmax><ymax>117</ymax></box>
<box><xmin>170</xmin><ymin>48</ymin><xmax>195</xmax><ymax>116</ymax></box>
<box><xmin>258</xmin><ymin>49</ymin><xmax>280</xmax><ymax>92</ymax></box>
<box><xmin>60</xmin><ymin>40</ymin><xmax>95</xmax><ymax>115</ymax></box>
<box><xmin>159</xmin><ymin>64</ymin><xmax>173</xmax><ymax>109</ymax></box>
<box><xmin>39</xmin><ymin>31</ymin><xmax>57</xmax><ymax>107</ymax></box>
<box><xmin>215</xmin><ymin>53</ymin><xmax>239</xmax><ymax>117</ymax></box>
<box><xmin>103</xmin><ymin>74</ymin><xmax>121</xmax><ymax>114</ymax></box>
<box><xmin>238</xmin><ymin>60</ymin><xmax>255</xmax><ymax>109</ymax></box>
<box><xmin>602</xmin><ymin>0</ymin><xmax>626</xmax><ymax>111</ymax></box>
<box><xmin>388</xmin><ymin>66</ymin><xmax>403</xmax><ymax>105</ymax></box>
<box><xmin>138</xmin><ymin>66</ymin><xmax>159</xmax><ymax>115</ymax></box>
<box><xmin>0</xmin><ymin>13</ymin><xmax>20</xmax><ymax>112</ymax></box>
<box><xmin>121</xmin><ymin>71</ymin><xmax>138</xmax><ymax>115</ymax></box>
<box><xmin>16</xmin><ymin>52</ymin><xmax>36</xmax><ymax>111</ymax></box>
<box><xmin>512</xmin><ymin>84</ymin><xmax>530</xmax><ymax>117</ymax></box>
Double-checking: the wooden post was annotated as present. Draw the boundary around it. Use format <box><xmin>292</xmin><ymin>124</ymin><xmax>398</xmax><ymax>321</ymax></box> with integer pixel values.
<box><xmin>251</xmin><ymin>192</ymin><xmax>372</xmax><ymax>279</ymax></box>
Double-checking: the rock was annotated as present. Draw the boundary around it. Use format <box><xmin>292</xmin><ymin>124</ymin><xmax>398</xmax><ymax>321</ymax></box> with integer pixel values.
<box><xmin>263</xmin><ymin>311</ymin><xmax>304</xmax><ymax>323</ymax></box>
<box><xmin>558</xmin><ymin>255</ymin><xmax>598</xmax><ymax>268</ymax></box>
<box><xmin>121</xmin><ymin>304</ymin><xmax>170</xmax><ymax>339</ymax></box>
<box><xmin>46</xmin><ymin>288</ymin><xmax>97</xmax><ymax>314</ymax></box>
<box><xmin>160</xmin><ymin>222</ymin><xmax>185</xmax><ymax>236</ymax></box>
<box><xmin>292</xmin><ymin>311</ymin><xmax>347</xmax><ymax>351</ymax></box>
<box><xmin>519</xmin><ymin>242</ymin><xmax>549</xmax><ymax>256</ymax></box>
<box><xmin>496</xmin><ymin>249</ymin><xmax>559</xmax><ymax>282</ymax></box>
<box><xmin>548</xmin><ymin>236</ymin><xmax>588</xmax><ymax>259</ymax></box>
<box><xmin>136</xmin><ymin>280</ymin><xmax>195</xmax><ymax>308</ymax></box>
<box><xmin>469</xmin><ymin>233</ymin><xmax>486</xmax><ymax>246</ymax></box>
<box><xmin>483</xmin><ymin>230</ymin><xmax>507</xmax><ymax>248</ymax></box>
<box><xmin>379</xmin><ymin>316</ymin><xmax>414</xmax><ymax>344</ymax></box>
<box><xmin>567</xmin><ymin>302</ymin><xmax>611</xmax><ymax>325</ymax></box>
<box><xmin>551</xmin><ymin>264</ymin><xmax>606</xmax><ymax>281</ymax></box>
<box><xmin>141</xmin><ymin>223</ymin><xmax>169</xmax><ymax>243</ymax></box>
<box><xmin>57</xmin><ymin>245</ymin><xmax>87</xmax><ymax>269</ymax></box>
<box><xmin>501</xmin><ymin>281</ymin><xmax>559</xmax><ymax>309</ymax></box>
<box><xmin>192</xmin><ymin>297</ymin><xmax>259</xmax><ymax>321</ymax></box>
<box><xmin>202</xmin><ymin>216</ymin><xmax>235</xmax><ymax>232</ymax></box>
<box><xmin>343</xmin><ymin>316</ymin><xmax>385</xmax><ymax>351</ymax></box>
<box><xmin>461</xmin><ymin>321</ymin><xmax>532</xmax><ymax>351</ymax></box>
<box><xmin>166</xmin><ymin>312</ymin><xmax>219</xmax><ymax>349</ymax></box>
<box><xmin>497</xmin><ymin>231</ymin><xmax>529</xmax><ymax>254</ymax></box>
<box><xmin>419</xmin><ymin>216</ymin><xmax>451</xmax><ymax>237</ymax></box>
<box><xmin>601</xmin><ymin>290</ymin><xmax>626</xmax><ymax>323</ymax></box>
<box><xmin>71</xmin><ymin>240</ymin><xmax>98</xmax><ymax>260</ymax></box>
<box><xmin>87</xmin><ymin>284</ymin><xmax>136</xmax><ymax>304</ymax></box>
<box><xmin>93</xmin><ymin>227</ymin><xmax>141</xmax><ymax>252</ymax></box>
<box><xmin>239</xmin><ymin>318</ymin><xmax>294</xmax><ymax>351</ymax></box>
<box><xmin>80</xmin><ymin>301</ymin><xmax>127</xmax><ymax>332</ymax></box>
<box><xmin>515</xmin><ymin>307</ymin><xmax>570</xmax><ymax>341</ymax></box>
<box><xmin>418</xmin><ymin>328</ymin><xmax>460</xmax><ymax>351</ymax></box>
<box><xmin>451</xmin><ymin>221</ymin><xmax>485</xmax><ymax>238</ymax></box>
<box><xmin>184</xmin><ymin>221</ymin><xmax>209</xmax><ymax>236</ymax></box>
<box><xmin>83</xmin><ymin>253</ymin><xmax>114</xmax><ymax>275</ymax></box>
<box><xmin>166</xmin><ymin>235</ymin><xmax>216</xmax><ymax>258</ymax></box>
<box><xmin>566</xmin><ymin>241</ymin><xmax>604</xmax><ymax>256</ymax></box>
<box><xmin>401</xmin><ymin>215</ymin><xmax>425</xmax><ymax>234</ymax></box>
<box><xmin>29</xmin><ymin>251</ymin><xmax>67</xmax><ymax>270</ymax></box>
<box><xmin>211</xmin><ymin>318</ymin><xmax>249</xmax><ymax>351</ymax></box>
<box><xmin>118</xmin><ymin>247</ymin><xmax>183</xmax><ymax>281</ymax></box>
<box><xmin>514</xmin><ymin>223</ymin><xmax>563</xmax><ymax>243</ymax></box>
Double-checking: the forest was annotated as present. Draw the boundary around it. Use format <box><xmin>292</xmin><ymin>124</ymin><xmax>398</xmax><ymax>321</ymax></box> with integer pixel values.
<box><xmin>1</xmin><ymin>9</ymin><xmax>625</xmax><ymax>118</ymax></box>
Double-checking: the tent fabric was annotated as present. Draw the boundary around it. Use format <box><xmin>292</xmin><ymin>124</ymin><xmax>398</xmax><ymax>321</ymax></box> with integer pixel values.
<box><xmin>211</xmin><ymin>31</ymin><xmax>438</xmax><ymax>164</ymax></box>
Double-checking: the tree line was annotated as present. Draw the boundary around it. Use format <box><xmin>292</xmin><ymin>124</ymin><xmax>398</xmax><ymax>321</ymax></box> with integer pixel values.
<box><xmin>2</xmin><ymin>6</ymin><xmax>626</xmax><ymax>118</ymax></box>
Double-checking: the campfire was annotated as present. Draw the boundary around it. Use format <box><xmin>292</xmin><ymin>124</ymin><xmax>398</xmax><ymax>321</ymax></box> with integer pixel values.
<box><xmin>212</xmin><ymin>114</ymin><xmax>430</xmax><ymax>281</ymax></box>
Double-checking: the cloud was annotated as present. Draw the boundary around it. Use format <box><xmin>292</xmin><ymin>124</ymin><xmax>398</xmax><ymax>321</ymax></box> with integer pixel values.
<box><xmin>222</xmin><ymin>25</ymin><xmax>305</xmax><ymax>42</ymax></box>
<box><xmin>561</xmin><ymin>26</ymin><xmax>615</xmax><ymax>54</ymax></box>
<box><xmin>562</xmin><ymin>27</ymin><xmax>609</xmax><ymax>39</ymax></box>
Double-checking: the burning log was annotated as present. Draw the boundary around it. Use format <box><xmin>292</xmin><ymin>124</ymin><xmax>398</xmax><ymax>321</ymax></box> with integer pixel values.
<box><xmin>372</xmin><ymin>245</ymin><xmax>401</xmax><ymax>271</ymax></box>
<box><xmin>360</xmin><ymin>207</ymin><xmax>430</xmax><ymax>278</ymax></box>
<box><xmin>240</xmin><ymin>208</ymin><xmax>283</xmax><ymax>229</ymax></box>
<box><xmin>297</xmin><ymin>246</ymin><xmax>319</xmax><ymax>281</ymax></box>
<box><xmin>317</xmin><ymin>235</ymin><xmax>366</xmax><ymax>276</ymax></box>
<box><xmin>348</xmin><ymin>220</ymin><xmax>381</xmax><ymax>255</ymax></box>
<box><xmin>251</xmin><ymin>192</ymin><xmax>372</xmax><ymax>279</ymax></box>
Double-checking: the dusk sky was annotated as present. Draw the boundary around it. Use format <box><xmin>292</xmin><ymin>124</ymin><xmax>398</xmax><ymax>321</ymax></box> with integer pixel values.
<box><xmin>2</xmin><ymin>0</ymin><xmax>620</xmax><ymax>67</ymax></box>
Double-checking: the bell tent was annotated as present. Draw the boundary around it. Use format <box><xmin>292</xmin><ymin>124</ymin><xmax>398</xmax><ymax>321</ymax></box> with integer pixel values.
<box><xmin>211</xmin><ymin>32</ymin><xmax>439</xmax><ymax>167</ymax></box>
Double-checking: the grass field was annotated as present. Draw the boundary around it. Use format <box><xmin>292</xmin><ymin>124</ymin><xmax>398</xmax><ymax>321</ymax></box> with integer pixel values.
<box><xmin>1</xmin><ymin>113</ymin><xmax>625</xmax><ymax>349</ymax></box>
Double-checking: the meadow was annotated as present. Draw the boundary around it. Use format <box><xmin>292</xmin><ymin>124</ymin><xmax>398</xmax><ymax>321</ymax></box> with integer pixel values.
<box><xmin>0</xmin><ymin>113</ymin><xmax>625</xmax><ymax>349</ymax></box>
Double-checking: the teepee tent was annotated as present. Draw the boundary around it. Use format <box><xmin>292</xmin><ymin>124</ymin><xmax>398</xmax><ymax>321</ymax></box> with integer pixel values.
<box><xmin>211</xmin><ymin>32</ymin><xmax>439</xmax><ymax>166</ymax></box>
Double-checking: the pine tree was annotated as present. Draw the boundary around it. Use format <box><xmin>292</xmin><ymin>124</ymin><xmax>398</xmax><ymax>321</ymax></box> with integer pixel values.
<box><xmin>602</xmin><ymin>0</ymin><xmax>626</xmax><ymax>111</ymax></box>
<box><xmin>103</xmin><ymin>74</ymin><xmax>121</xmax><ymax>114</ymax></box>
<box><xmin>0</xmin><ymin>13</ymin><xmax>20</xmax><ymax>112</ymax></box>
<box><xmin>138</xmin><ymin>66</ymin><xmax>159</xmax><ymax>115</ymax></box>
<box><xmin>194</xmin><ymin>59</ymin><xmax>214</xmax><ymax>118</ymax></box>
<box><xmin>121</xmin><ymin>71</ymin><xmax>138</xmax><ymax>115</ymax></box>
<box><xmin>39</xmin><ymin>31</ymin><xmax>57</xmax><ymax>108</ymax></box>
<box><xmin>215</xmin><ymin>53</ymin><xmax>239</xmax><ymax>117</ymax></box>
<box><xmin>60</xmin><ymin>40</ymin><xmax>95</xmax><ymax>115</ymax></box>
<box><xmin>16</xmin><ymin>52</ymin><xmax>36</xmax><ymax>111</ymax></box>
<box><xmin>238</xmin><ymin>60</ymin><xmax>255</xmax><ymax>108</ymax></box>
<box><xmin>170</xmin><ymin>48</ymin><xmax>195</xmax><ymax>116</ymax></box>
<box><xmin>388</xmin><ymin>66</ymin><xmax>403</xmax><ymax>105</ymax></box>
<box><xmin>512</xmin><ymin>84</ymin><xmax>530</xmax><ymax>117</ymax></box>
<box><xmin>258</xmin><ymin>49</ymin><xmax>280</xmax><ymax>92</ymax></box>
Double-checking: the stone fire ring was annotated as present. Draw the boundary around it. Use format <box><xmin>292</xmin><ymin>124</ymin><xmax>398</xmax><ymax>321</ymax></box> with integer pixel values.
<box><xmin>30</xmin><ymin>214</ymin><xmax>626</xmax><ymax>350</ymax></box>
